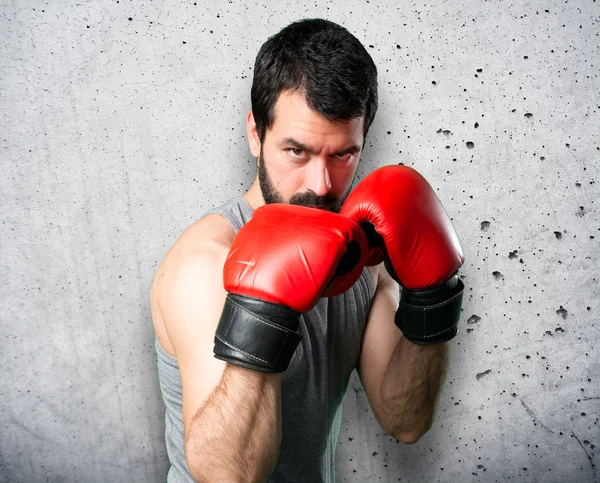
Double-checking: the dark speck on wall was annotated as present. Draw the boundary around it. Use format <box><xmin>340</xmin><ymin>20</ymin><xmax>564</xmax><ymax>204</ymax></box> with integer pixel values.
<box><xmin>476</xmin><ymin>369</ymin><xmax>491</xmax><ymax>381</ymax></box>
<box><xmin>467</xmin><ymin>315</ymin><xmax>481</xmax><ymax>325</ymax></box>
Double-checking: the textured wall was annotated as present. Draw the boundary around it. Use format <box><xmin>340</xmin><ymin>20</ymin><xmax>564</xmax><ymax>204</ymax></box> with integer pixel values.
<box><xmin>1</xmin><ymin>1</ymin><xmax>598</xmax><ymax>482</ymax></box>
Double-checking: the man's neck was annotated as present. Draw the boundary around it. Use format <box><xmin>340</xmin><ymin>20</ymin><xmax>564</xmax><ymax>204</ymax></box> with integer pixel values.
<box><xmin>242</xmin><ymin>178</ymin><xmax>265</xmax><ymax>211</ymax></box>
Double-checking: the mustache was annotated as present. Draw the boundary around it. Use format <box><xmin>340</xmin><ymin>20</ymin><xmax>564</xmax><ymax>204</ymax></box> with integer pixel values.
<box><xmin>288</xmin><ymin>191</ymin><xmax>343</xmax><ymax>212</ymax></box>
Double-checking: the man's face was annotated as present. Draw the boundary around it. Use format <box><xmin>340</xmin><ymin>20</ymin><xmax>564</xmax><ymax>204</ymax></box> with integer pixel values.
<box><xmin>249</xmin><ymin>90</ymin><xmax>364</xmax><ymax>213</ymax></box>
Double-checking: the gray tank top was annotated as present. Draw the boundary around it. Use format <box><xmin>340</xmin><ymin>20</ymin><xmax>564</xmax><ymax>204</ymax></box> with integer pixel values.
<box><xmin>155</xmin><ymin>197</ymin><xmax>374</xmax><ymax>482</ymax></box>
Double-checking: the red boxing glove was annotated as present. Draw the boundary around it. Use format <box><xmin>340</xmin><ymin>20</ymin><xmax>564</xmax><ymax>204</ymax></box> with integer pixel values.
<box><xmin>340</xmin><ymin>165</ymin><xmax>465</xmax><ymax>344</ymax></box>
<box><xmin>214</xmin><ymin>203</ymin><xmax>367</xmax><ymax>372</ymax></box>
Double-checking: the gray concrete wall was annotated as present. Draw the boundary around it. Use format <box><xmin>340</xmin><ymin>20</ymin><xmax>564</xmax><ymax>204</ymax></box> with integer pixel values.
<box><xmin>1</xmin><ymin>1</ymin><xmax>598</xmax><ymax>482</ymax></box>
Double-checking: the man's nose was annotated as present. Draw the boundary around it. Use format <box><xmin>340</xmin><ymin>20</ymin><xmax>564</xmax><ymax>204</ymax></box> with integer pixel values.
<box><xmin>305</xmin><ymin>159</ymin><xmax>332</xmax><ymax>196</ymax></box>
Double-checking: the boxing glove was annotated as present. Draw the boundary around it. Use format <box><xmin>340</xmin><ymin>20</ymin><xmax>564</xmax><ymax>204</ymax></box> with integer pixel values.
<box><xmin>340</xmin><ymin>165</ymin><xmax>465</xmax><ymax>344</ymax></box>
<box><xmin>214</xmin><ymin>203</ymin><xmax>368</xmax><ymax>372</ymax></box>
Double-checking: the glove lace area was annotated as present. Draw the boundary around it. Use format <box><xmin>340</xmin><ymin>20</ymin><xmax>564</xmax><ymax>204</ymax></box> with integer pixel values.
<box><xmin>395</xmin><ymin>274</ymin><xmax>465</xmax><ymax>345</ymax></box>
<box><xmin>213</xmin><ymin>294</ymin><xmax>302</xmax><ymax>373</ymax></box>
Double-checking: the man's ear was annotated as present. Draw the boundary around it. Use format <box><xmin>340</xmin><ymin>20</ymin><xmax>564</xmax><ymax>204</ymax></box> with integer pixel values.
<box><xmin>246</xmin><ymin>111</ymin><xmax>261</xmax><ymax>158</ymax></box>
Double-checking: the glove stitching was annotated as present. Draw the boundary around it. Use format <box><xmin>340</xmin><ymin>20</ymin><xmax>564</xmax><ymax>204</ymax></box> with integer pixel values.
<box><xmin>219</xmin><ymin>298</ymin><xmax>298</xmax><ymax>367</ymax></box>
<box><xmin>215</xmin><ymin>333</ymin><xmax>272</xmax><ymax>365</ymax></box>
<box><xmin>420</xmin><ymin>324</ymin><xmax>457</xmax><ymax>339</ymax></box>
<box><xmin>403</xmin><ymin>290</ymin><xmax>463</xmax><ymax>311</ymax></box>
<box><xmin>226</xmin><ymin>297</ymin><xmax>293</xmax><ymax>333</ymax></box>
<box><xmin>221</xmin><ymin>359</ymin><xmax>268</xmax><ymax>372</ymax></box>
<box><xmin>215</xmin><ymin>332</ymin><xmax>294</xmax><ymax>367</ymax></box>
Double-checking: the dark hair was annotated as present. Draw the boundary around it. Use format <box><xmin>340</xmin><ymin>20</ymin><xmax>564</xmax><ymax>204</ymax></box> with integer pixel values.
<box><xmin>251</xmin><ymin>18</ymin><xmax>378</xmax><ymax>143</ymax></box>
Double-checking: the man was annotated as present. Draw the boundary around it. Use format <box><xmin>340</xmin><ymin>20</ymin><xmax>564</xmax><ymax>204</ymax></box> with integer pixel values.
<box><xmin>151</xmin><ymin>18</ymin><xmax>464</xmax><ymax>482</ymax></box>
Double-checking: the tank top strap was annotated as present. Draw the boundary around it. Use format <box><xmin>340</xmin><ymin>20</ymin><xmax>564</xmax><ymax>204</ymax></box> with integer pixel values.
<box><xmin>203</xmin><ymin>196</ymin><xmax>253</xmax><ymax>233</ymax></box>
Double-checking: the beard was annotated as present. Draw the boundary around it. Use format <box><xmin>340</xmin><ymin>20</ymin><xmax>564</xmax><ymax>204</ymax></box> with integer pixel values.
<box><xmin>257</xmin><ymin>146</ymin><xmax>351</xmax><ymax>213</ymax></box>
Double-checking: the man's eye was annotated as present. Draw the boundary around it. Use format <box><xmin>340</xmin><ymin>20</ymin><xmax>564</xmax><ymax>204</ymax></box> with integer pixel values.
<box><xmin>288</xmin><ymin>148</ymin><xmax>304</xmax><ymax>157</ymax></box>
<box><xmin>334</xmin><ymin>152</ymin><xmax>352</xmax><ymax>162</ymax></box>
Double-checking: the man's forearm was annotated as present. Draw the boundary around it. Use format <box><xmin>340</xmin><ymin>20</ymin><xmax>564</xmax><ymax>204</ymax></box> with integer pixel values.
<box><xmin>185</xmin><ymin>364</ymin><xmax>282</xmax><ymax>482</ymax></box>
<box><xmin>379</xmin><ymin>336</ymin><xmax>449</xmax><ymax>441</ymax></box>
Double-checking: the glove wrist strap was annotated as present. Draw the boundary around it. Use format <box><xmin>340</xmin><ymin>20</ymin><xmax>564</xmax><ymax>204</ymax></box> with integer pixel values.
<box><xmin>394</xmin><ymin>274</ymin><xmax>464</xmax><ymax>344</ymax></box>
<box><xmin>214</xmin><ymin>294</ymin><xmax>302</xmax><ymax>373</ymax></box>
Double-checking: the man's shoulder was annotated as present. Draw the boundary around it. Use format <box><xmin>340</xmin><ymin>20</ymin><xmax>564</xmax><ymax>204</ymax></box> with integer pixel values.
<box><xmin>154</xmin><ymin>212</ymin><xmax>232</xmax><ymax>287</ymax></box>
<box><xmin>161</xmin><ymin>213</ymin><xmax>235</xmax><ymax>279</ymax></box>
<box><xmin>151</xmin><ymin>213</ymin><xmax>236</xmax><ymax>354</ymax></box>
<box><xmin>182</xmin><ymin>212</ymin><xmax>236</xmax><ymax>253</ymax></box>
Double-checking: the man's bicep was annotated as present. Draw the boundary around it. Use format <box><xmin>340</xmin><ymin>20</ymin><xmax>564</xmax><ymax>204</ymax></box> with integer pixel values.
<box><xmin>160</xmin><ymin>244</ymin><xmax>230</xmax><ymax>436</ymax></box>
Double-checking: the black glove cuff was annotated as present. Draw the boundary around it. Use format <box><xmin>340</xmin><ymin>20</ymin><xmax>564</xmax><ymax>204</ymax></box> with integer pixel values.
<box><xmin>394</xmin><ymin>274</ymin><xmax>464</xmax><ymax>344</ymax></box>
<box><xmin>213</xmin><ymin>294</ymin><xmax>302</xmax><ymax>373</ymax></box>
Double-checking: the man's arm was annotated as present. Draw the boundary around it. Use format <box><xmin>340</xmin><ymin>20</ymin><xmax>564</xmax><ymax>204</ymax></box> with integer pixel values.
<box><xmin>379</xmin><ymin>331</ymin><xmax>449</xmax><ymax>443</ymax></box>
<box><xmin>357</xmin><ymin>265</ymin><xmax>449</xmax><ymax>444</ymax></box>
<box><xmin>153</xmin><ymin>215</ymin><xmax>281</xmax><ymax>481</ymax></box>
